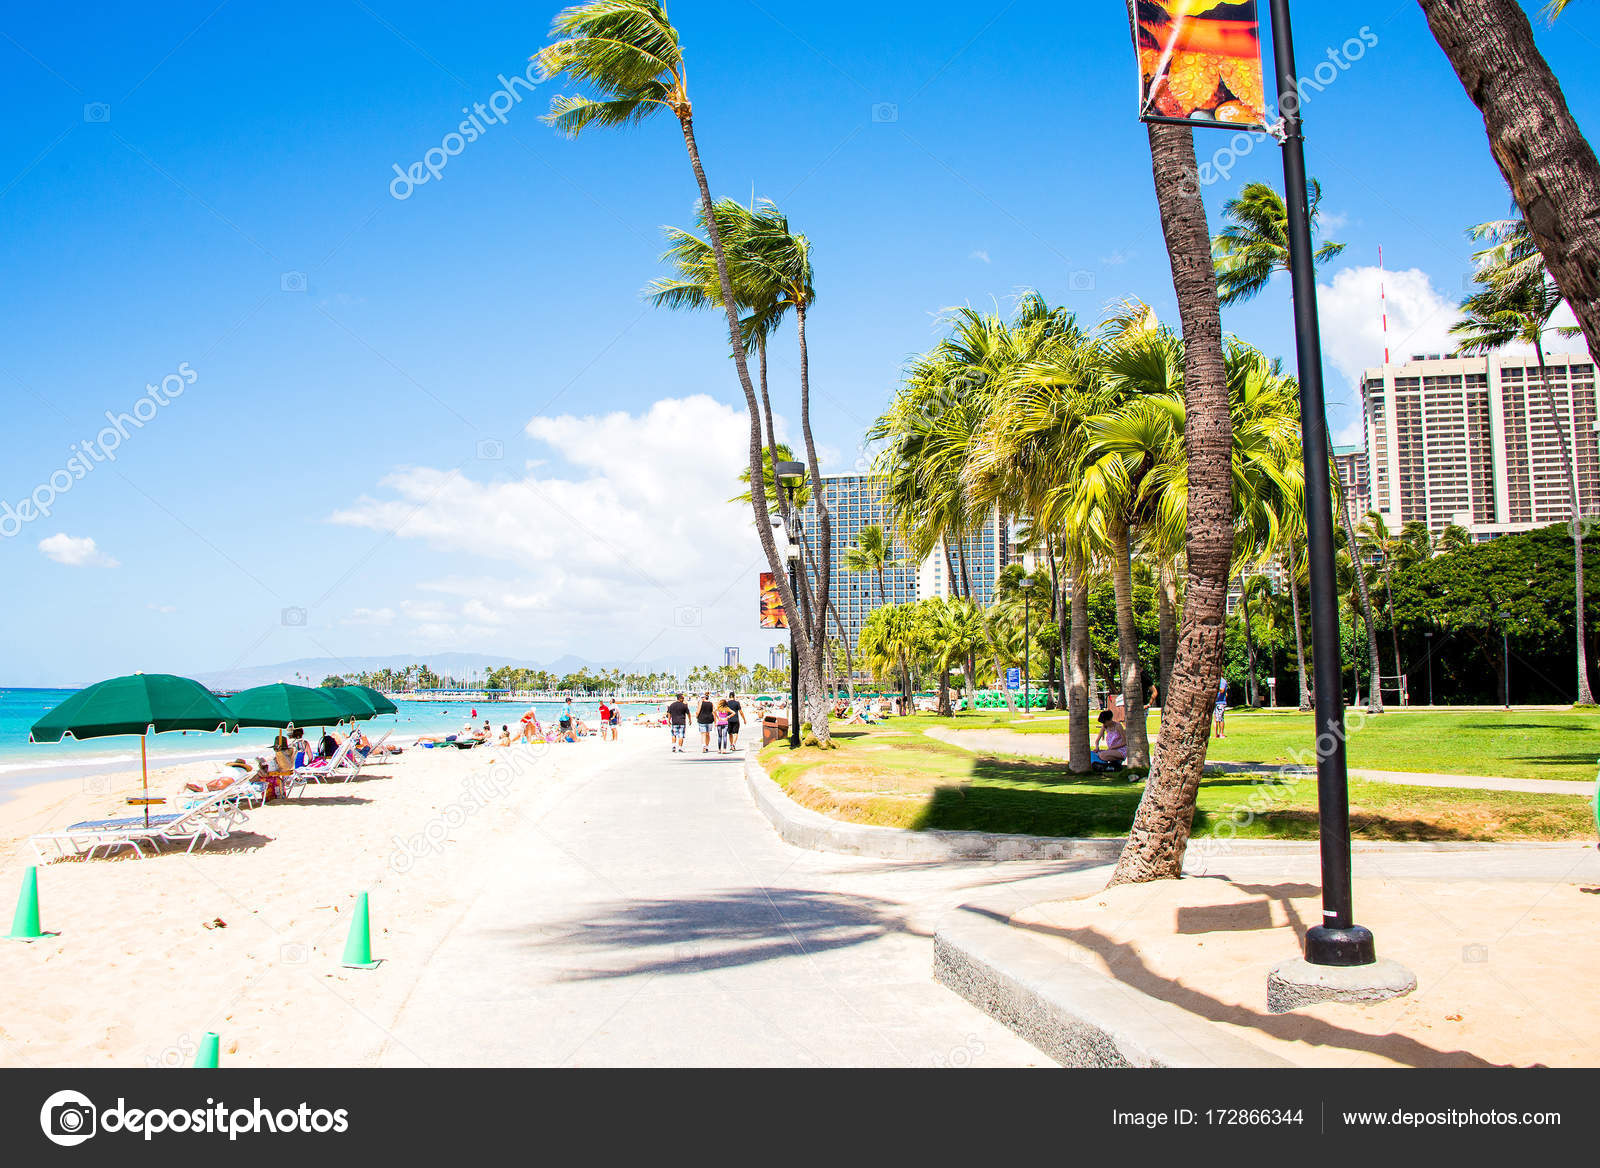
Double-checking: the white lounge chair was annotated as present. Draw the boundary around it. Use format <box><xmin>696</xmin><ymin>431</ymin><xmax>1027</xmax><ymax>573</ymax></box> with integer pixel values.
<box><xmin>285</xmin><ymin>740</ymin><xmax>362</xmax><ymax>796</ymax></box>
<box><xmin>28</xmin><ymin>783</ymin><xmax>250</xmax><ymax>863</ymax></box>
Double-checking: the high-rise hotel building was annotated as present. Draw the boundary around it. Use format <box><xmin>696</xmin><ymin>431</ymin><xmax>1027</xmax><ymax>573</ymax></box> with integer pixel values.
<box><xmin>798</xmin><ymin>473</ymin><xmax>1010</xmax><ymax>653</ymax></box>
<box><xmin>1360</xmin><ymin>351</ymin><xmax>1600</xmax><ymax>539</ymax></box>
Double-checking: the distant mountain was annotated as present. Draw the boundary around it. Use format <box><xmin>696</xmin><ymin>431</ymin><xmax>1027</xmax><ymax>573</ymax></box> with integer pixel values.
<box><xmin>192</xmin><ymin>651</ymin><xmax>725</xmax><ymax>691</ymax></box>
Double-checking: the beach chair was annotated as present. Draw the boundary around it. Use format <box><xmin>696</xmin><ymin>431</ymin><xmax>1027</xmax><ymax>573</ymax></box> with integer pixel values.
<box><xmin>285</xmin><ymin>740</ymin><xmax>361</xmax><ymax>796</ymax></box>
<box><xmin>28</xmin><ymin>783</ymin><xmax>250</xmax><ymax>863</ymax></box>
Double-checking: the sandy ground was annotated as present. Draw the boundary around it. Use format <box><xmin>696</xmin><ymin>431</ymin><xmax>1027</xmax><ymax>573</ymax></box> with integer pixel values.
<box><xmin>1011</xmin><ymin>868</ymin><xmax>1600</xmax><ymax>1068</ymax></box>
<box><xmin>0</xmin><ymin>731</ymin><xmax>640</xmax><ymax>1067</ymax></box>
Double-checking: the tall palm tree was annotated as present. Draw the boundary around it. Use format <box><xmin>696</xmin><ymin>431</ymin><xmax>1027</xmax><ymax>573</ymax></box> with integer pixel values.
<box><xmin>926</xmin><ymin>597</ymin><xmax>985</xmax><ymax>717</ymax></box>
<box><xmin>1211</xmin><ymin>180</ymin><xmax>1346</xmax><ymax>307</ymax></box>
<box><xmin>1110</xmin><ymin>97</ymin><xmax>1236</xmax><ymax>884</ymax></box>
<box><xmin>538</xmin><ymin>0</ymin><xmax>833</xmax><ymax>744</ymax></box>
<box><xmin>1417</xmin><ymin>0</ymin><xmax>1600</xmax><ymax>385</ymax></box>
<box><xmin>1452</xmin><ymin>255</ymin><xmax>1595</xmax><ymax>704</ymax></box>
<box><xmin>1356</xmin><ymin>511</ymin><xmax>1408</xmax><ymax>705</ymax></box>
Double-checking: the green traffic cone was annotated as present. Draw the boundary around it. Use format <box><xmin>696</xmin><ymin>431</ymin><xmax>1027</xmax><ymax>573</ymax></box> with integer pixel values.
<box><xmin>193</xmin><ymin>1032</ymin><xmax>220</xmax><ymax>1068</ymax></box>
<box><xmin>341</xmin><ymin>892</ymin><xmax>380</xmax><ymax>969</ymax></box>
<box><xmin>7</xmin><ymin>866</ymin><xmax>47</xmax><ymax>942</ymax></box>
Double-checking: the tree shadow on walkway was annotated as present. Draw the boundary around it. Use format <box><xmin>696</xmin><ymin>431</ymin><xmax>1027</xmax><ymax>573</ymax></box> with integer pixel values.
<box><xmin>530</xmin><ymin>887</ymin><xmax>912</xmax><ymax>981</ymax></box>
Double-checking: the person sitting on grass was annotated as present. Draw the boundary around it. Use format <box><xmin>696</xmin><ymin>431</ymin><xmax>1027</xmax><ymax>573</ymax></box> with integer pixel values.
<box><xmin>1091</xmin><ymin>710</ymin><xmax>1126</xmax><ymax>768</ymax></box>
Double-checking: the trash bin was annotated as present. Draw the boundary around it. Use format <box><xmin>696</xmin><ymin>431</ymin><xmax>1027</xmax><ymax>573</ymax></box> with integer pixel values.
<box><xmin>762</xmin><ymin>715</ymin><xmax>788</xmax><ymax>746</ymax></box>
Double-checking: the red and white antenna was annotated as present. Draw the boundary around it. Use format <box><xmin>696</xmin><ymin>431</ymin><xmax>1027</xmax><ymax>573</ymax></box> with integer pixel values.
<box><xmin>1379</xmin><ymin>245</ymin><xmax>1391</xmax><ymax>366</ymax></box>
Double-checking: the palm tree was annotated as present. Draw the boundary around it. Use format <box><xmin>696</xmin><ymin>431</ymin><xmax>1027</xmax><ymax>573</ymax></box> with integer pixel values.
<box><xmin>842</xmin><ymin>524</ymin><xmax>905</xmax><ymax>604</ymax></box>
<box><xmin>1110</xmin><ymin>95</ymin><xmax>1236</xmax><ymax>883</ymax></box>
<box><xmin>1211</xmin><ymin>180</ymin><xmax>1346</xmax><ymax>307</ymax></box>
<box><xmin>1417</xmin><ymin>0</ymin><xmax>1600</xmax><ymax>386</ymax></box>
<box><xmin>1452</xmin><ymin>254</ymin><xmax>1595</xmax><ymax>704</ymax></box>
<box><xmin>858</xmin><ymin>603</ymin><xmax>928</xmax><ymax>713</ymax></box>
<box><xmin>538</xmin><ymin>1</ymin><xmax>833</xmax><ymax>744</ymax></box>
<box><xmin>1356</xmin><ymin>511</ymin><xmax>1408</xmax><ymax>706</ymax></box>
<box><xmin>925</xmin><ymin>597</ymin><xmax>985</xmax><ymax>716</ymax></box>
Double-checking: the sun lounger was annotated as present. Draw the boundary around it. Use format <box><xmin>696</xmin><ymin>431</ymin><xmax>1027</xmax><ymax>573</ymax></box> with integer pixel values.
<box><xmin>285</xmin><ymin>740</ymin><xmax>362</xmax><ymax>796</ymax></box>
<box><xmin>28</xmin><ymin>783</ymin><xmax>251</xmax><ymax>863</ymax></box>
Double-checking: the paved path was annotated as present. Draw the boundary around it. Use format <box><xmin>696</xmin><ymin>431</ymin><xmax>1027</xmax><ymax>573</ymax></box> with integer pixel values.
<box><xmin>378</xmin><ymin>737</ymin><xmax>1071</xmax><ymax>1067</ymax></box>
<box><xmin>926</xmin><ymin>726</ymin><xmax>1595</xmax><ymax>796</ymax></box>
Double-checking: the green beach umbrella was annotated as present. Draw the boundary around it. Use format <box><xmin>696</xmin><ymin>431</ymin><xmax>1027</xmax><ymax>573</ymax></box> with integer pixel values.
<box><xmin>29</xmin><ymin>673</ymin><xmax>239</xmax><ymax>826</ymax></box>
<box><xmin>225</xmin><ymin>684</ymin><xmax>348</xmax><ymax>730</ymax></box>
<box><xmin>340</xmin><ymin>685</ymin><xmax>398</xmax><ymax>716</ymax></box>
<box><xmin>323</xmin><ymin>687</ymin><xmax>379</xmax><ymax>723</ymax></box>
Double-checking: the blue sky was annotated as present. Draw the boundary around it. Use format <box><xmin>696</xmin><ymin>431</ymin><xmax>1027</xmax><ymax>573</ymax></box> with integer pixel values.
<box><xmin>3</xmin><ymin>1</ymin><xmax>1597</xmax><ymax>686</ymax></box>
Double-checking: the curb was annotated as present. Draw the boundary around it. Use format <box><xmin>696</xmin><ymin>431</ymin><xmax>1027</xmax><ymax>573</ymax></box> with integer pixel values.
<box><xmin>744</xmin><ymin>752</ymin><xmax>1585</xmax><ymax>862</ymax></box>
<box><xmin>742</xmin><ymin>754</ymin><xmax>1122</xmax><ymax>862</ymax></box>
<box><xmin>932</xmin><ymin>907</ymin><xmax>1293</xmax><ymax>1068</ymax></box>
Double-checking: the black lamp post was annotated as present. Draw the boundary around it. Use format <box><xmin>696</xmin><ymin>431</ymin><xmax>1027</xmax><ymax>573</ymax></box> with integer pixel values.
<box><xmin>776</xmin><ymin>460</ymin><xmax>807</xmax><ymax>749</ymax></box>
<box><xmin>1423</xmin><ymin>630</ymin><xmax>1435</xmax><ymax>707</ymax></box>
<box><xmin>1269</xmin><ymin>0</ymin><xmax>1374</xmax><ymax>968</ymax></box>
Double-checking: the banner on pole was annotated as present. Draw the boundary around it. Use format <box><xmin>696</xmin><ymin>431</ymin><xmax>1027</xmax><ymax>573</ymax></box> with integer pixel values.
<box><xmin>1133</xmin><ymin>1</ymin><xmax>1268</xmax><ymax>130</ymax></box>
<box><xmin>759</xmin><ymin>573</ymin><xmax>788</xmax><ymax>630</ymax></box>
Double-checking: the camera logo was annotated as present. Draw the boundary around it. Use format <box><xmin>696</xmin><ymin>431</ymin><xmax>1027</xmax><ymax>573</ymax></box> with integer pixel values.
<box><xmin>674</xmin><ymin>606</ymin><xmax>702</xmax><ymax>628</ymax></box>
<box><xmin>476</xmin><ymin>438</ymin><xmax>504</xmax><ymax>461</ymax></box>
<box><xmin>280</xmin><ymin>271</ymin><xmax>308</xmax><ymax>293</ymax></box>
<box><xmin>83</xmin><ymin>103</ymin><xmax>112</xmax><ymax>123</ymax></box>
<box><xmin>1069</xmin><ymin>270</ymin><xmax>1097</xmax><ymax>293</ymax></box>
<box><xmin>281</xmin><ymin>606</ymin><xmax>308</xmax><ymax>627</ymax></box>
<box><xmin>40</xmin><ymin>1090</ymin><xmax>97</xmax><ymax>1147</ymax></box>
<box><xmin>871</xmin><ymin>102</ymin><xmax>899</xmax><ymax>124</ymax></box>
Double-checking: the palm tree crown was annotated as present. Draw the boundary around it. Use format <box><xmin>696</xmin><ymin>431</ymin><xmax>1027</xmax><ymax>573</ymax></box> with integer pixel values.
<box><xmin>1211</xmin><ymin>180</ymin><xmax>1346</xmax><ymax>307</ymax></box>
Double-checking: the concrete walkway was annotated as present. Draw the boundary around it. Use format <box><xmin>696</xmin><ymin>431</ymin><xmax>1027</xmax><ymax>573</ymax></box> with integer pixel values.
<box><xmin>376</xmin><ymin>736</ymin><xmax>1070</xmax><ymax>1067</ymax></box>
<box><xmin>926</xmin><ymin>726</ymin><xmax>1595</xmax><ymax>796</ymax></box>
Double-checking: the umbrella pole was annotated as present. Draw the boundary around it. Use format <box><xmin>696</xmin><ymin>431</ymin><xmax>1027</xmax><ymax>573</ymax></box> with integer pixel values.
<box><xmin>141</xmin><ymin>736</ymin><xmax>149</xmax><ymax>829</ymax></box>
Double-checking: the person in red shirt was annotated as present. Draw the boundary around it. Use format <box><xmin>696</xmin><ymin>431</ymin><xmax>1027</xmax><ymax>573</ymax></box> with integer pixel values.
<box><xmin>598</xmin><ymin>702</ymin><xmax>613</xmax><ymax>742</ymax></box>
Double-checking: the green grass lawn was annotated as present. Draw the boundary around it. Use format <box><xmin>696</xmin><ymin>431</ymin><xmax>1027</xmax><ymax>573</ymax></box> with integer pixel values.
<box><xmin>765</xmin><ymin>717</ymin><xmax>1597</xmax><ymax>842</ymax></box>
<box><xmin>934</xmin><ymin>708</ymin><xmax>1600</xmax><ymax>783</ymax></box>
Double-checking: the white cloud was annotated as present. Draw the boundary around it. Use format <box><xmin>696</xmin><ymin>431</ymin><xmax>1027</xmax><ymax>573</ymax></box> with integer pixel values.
<box><xmin>1319</xmin><ymin>264</ymin><xmax>1583</xmax><ymax>387</ymax></box>
<box><xmin>38</xmin><ymin>533</ymin><xmax>118</xmax><ymax>568</ymax></box>
<box><xmin>331</xmin><ymin>395</ymin><xmax>771</xmax><ymax>655</ymax></box>
<box><xmin>147</xmin><ymin>603</ymin><xmax>177</xmax><ymax>614</ymax></box>
<box><xmin>969</xmin><ymin>250</ymin><xmax>991</xmax><ymax>264</ymax></box>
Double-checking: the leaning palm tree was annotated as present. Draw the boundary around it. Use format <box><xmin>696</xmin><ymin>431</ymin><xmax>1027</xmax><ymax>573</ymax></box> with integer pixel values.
<box><xmin>1211</xmin><ymin>180</ymin><xmax>1346</xmax><ymax>307</ymax></box>
<box><xmin>1356</xmin><ymin>511</ymin><xmax>1408</xmax><ymax>706</ymax></box>
<box><xmin>538</xmin><ymin>0</ymin><xmax>834</xmax><ymax>743</ymax></box>
<box><xmin>1452</xmin><ymin>258</ymin><xmax>1594</xmax><ymax>704</ymax></box>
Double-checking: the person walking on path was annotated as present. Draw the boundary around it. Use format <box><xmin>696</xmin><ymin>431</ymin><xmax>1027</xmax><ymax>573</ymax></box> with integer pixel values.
<box><xmin>714</xmin><ymin>700</ymin><xmax>732</xmax><ymax>754</ymax></box>
<box><xmin>666</xmin><ymin>693</ymin><xmax>691</xmax><ymax>753</ymax></box>
<box><xmin>696</xmin><ymin>693</ymin><xmax>716</xmax><ymax>754</ymax></box>
<box><xmin>1214</xmin><ymin>677</ymin><xmax>1229</xmax><ymax>739</ymax></box>
<box><xmin>725</xmin><ymin>691</ymin><xmax>743</xmax><ymax>750</ymax></box>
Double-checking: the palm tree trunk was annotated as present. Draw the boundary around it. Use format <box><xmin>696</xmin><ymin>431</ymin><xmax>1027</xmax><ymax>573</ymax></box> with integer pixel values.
<box><xmin>1533</xmin><ymin>339</ymin><xmax>1596</xmax><ymax>704</ymax></box>
<box><xmin>1337</xmin><ymin>487</ymin><xmax>1385</xmax><ymax>714</ymax></box>
<box><xmin>1237</xmin><ymin>573</ymin><xmax>1259</xmax><ymax>708</ymax></box>
<box><xmin>1068</xmin><ymin>551</ymin><xmax>1092</xmax><ymax>774</ymax></box>
<box><xmin>1111</xmin><ymin>114</ymin><xmax>1232</xmax><ymax>885</ymax></box>
<box><xmin>1157</xmin><ymin>559</ymin><xmax>1178</xmax><ymax>706</ymax></box>
<box><xmin>1108</xmin><ymin>520</ymin><xmax>1149</xmax><ymax>768</ymax></box>
<box><xmin>1381</xmin><ymin>560</ymin><xmax>1404</xmax><ymax>705</ymax></box>
<box><xmin>675</xmin><ymin>112</ymin><xmax>822</xmax><ymax>740</ymax></box>
<box><xmin>1286</xmin><ymin>546</ymin><xmax>1313</xmax><ymax>710</ymax></box>
<box><xmin>792</xmin><ymin>301</ymin><xmax>834</xmax><ymax>745</ymax></box>
<box><xmin>938</xmin><ymin>663</ymin><xmax>953</xmax><ymax>718</ymax></box>
<box><xmin>1418</xmin><ymin>0</ymin><xmax>1600</xmax><ymax>405</ymax></box>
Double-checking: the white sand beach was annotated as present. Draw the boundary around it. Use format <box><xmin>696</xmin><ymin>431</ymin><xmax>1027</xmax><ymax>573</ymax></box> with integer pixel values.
<box><xmin>0</xmin><ymin>730</ymin><xmax>657</xmax><ymax>1067</ymax></box>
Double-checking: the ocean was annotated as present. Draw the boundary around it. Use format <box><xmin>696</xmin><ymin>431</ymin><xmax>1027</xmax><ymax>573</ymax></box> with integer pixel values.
<box><xmin>0</xmin><ymin>688</ymin><xmax>665</xmax><ymax>797</ymax></box>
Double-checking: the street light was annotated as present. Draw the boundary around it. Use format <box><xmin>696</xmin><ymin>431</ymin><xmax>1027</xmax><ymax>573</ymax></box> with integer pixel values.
<box><xmin>1423</xmin><ymin>630</ymin><xmax>1435</xmax><ymax>707</ymax></box>
<box><xmin>776</xmin><ymin>460</ymin><xmax>807</xmax><ymax>749</ymax></box>
<box><xmin>1269</xmin><ymin>0</ymin><xmax>1375</xmax><ymax>969</ymax></box>
<box><xmin>1498</xmin><ymin>610</ymin><xmax>1512</xmax><ymax>710</ymax></box>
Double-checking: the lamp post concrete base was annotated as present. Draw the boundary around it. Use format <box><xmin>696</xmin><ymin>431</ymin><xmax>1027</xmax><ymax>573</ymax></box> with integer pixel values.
<box><xmin>1266</xmin><ymin>957</ymin><xmax>1417</xmax><ymax>1015</ymax></box>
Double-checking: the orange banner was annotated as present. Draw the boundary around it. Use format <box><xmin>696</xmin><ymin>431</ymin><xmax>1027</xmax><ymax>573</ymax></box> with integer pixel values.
<box><xmin>1135</xmin><ymin>2</ymin><xmax>1268</xmax><ymax>130</ymax></box>
<box><xmin>760</xmin><ymin>572</ymin><xmax>788</xmax><ymax>630</ymax></box>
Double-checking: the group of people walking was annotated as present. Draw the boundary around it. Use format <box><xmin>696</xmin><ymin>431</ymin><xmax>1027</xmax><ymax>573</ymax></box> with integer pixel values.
<box><xmin>665</xmin><ymin>692</ymin><xmax>743</xmax><ymax>754</ymax></box>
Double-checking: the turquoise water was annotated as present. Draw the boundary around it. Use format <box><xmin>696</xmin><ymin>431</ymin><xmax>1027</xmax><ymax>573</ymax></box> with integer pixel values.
<box><xmin>0</xmin><ymin>688</ymin><xmax>663</xmax><ymax>794</ymax></box>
